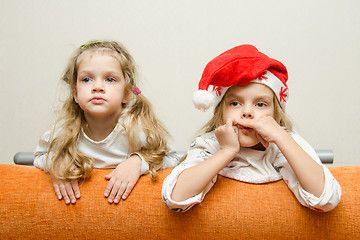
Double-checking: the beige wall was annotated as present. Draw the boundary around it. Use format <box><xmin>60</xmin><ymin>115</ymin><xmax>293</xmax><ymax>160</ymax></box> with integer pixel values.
<box><xmin>1</xmin><ymin>0</ymin><xmax>359</xmax><ymax>166</ymax></box>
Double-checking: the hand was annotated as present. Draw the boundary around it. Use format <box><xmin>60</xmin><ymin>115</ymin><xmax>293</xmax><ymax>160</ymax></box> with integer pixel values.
<box><xmin>104</xmin><ymin>155</ymin><xmax>142</xmax><ymax>204</ymax></box>
<box><xmin>215</xmin><ymin>119</ymin><xmax>240</xmax><ymax>155</ymax></box>
<box><xmin>238</xmin><ymin>116</ymin><xmax>286</xmax><ymax>148</ymax></box>
<box><xmin>51</xmin><ymin>177</ymin><xmax>80</xmax><ymax>205</ymax></box>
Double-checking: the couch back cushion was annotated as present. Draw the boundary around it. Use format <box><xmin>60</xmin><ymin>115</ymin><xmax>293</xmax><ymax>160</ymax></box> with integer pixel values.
<box><xmin>0</xmin><ymin>164</ymin><xmax>359</xmax><ymax>239</ymax></box>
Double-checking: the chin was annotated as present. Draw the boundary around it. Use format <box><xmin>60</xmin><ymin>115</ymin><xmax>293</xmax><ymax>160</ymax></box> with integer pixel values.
<box><xmin>240</xmin><ymin>142</ymin><xmax>260</xmax><ymax>148</ymax></box>
<box><xmin>238</xmin><ymin>135</ymin><xmax>259</xmax><ymax>148</ymax></box>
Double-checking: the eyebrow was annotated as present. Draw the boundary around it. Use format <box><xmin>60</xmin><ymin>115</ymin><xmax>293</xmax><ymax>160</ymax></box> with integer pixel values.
<box><xmin>77</xmin><ymin>70</ymin><xmax>123</xmax><ymax>76</ymax></box>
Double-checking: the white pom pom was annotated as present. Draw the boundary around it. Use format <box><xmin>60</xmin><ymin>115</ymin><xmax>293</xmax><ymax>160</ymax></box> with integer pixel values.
<box><xmin>192</xmin><ymin>90</ymin><xmax>215</xmax><ymax>112</ymax></box>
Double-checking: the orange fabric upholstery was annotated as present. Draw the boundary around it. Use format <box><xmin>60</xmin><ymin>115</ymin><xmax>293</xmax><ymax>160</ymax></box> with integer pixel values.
<box><xmin>0</xmin><ymin>164</ymin><xmax>359</xmax><ymax>239</ymax></box>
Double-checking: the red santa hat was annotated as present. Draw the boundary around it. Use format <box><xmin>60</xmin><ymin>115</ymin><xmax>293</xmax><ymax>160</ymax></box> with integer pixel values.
<box><xmin>192</xmin><ymin>44</ymin><xmax>289</xmax><ymax>111</ymax></box>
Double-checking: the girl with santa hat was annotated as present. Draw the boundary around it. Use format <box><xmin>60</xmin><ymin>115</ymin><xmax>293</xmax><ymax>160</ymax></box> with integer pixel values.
<box><xmin>162</xmin><ymin>44</ymin><xmax>341</xmax><ymax>212</ymax></box>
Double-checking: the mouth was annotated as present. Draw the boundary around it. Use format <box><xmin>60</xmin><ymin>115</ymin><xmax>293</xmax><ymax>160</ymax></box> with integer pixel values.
<box><xmin>90</xmin><ymin>97</ymin><xmax>105</xmax><ymax>104</ymax></box>
<box><xmin>239</xmin><ymin>126</ymin><xmax>253</xmax><ymax>134</ymax></box>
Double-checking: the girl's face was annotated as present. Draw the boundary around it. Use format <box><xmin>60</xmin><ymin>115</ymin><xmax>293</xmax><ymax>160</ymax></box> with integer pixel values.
<box><xmin>74</xmin><ymin>51</ymin><xmax>130</xmax><ymax>121</ymax></box>
<box><xmin>222</xmin><ymin>83</ymin><xmax>275</xmax><ymax>148</ymax></box>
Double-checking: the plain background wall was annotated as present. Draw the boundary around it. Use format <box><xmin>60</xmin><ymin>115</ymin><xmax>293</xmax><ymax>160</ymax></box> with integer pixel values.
<box><xmin>1</xmin><ymin>0</ymin><xmax>359</xmax><ymax>166</ymax></box>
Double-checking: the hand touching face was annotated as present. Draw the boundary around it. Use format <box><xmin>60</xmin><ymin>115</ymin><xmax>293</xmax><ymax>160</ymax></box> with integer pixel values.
<box><xmin>221</xmin><ymin>83</ymin><xmax>276</xmax><ymax>148</ymax></box>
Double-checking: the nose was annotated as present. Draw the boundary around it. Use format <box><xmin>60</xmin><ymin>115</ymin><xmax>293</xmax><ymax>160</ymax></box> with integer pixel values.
<box><xmin>241</xmin><ymin>106</ymin><xmax>254</xmax><ymax>119</ymax></box>
<box><xmin>92</xmin><ymin>79</ymin><xmax>104</xmax><ymax>93</ymax></box>
<box><xmin>242</xmin><ymin>112</ymin><xmax>253</xmax><ymax>118</ymax></box>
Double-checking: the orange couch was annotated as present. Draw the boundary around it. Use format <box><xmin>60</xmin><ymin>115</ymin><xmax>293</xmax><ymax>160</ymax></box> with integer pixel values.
<box><xmin>0</xmin><ymin>164</ymin><xmax>359</xmax><ymax>239</ymax></box>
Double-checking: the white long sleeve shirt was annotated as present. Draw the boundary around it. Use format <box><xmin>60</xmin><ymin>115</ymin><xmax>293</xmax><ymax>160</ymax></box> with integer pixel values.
<box><xmin>34</xmin><ymin>117</ymin><xmax>179</xmax><ymax>175</ymax></box>
<box><xmin>162</xmin><ymin>131</ymin><xmax>341</xmax><ymax>212</ymax></box>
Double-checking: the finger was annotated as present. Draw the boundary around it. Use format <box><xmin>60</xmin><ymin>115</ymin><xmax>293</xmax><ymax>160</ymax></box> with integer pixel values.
<box><xmin>52</xmin><ymin>183</ymin><xmax>63</xmax><ymax>200</ymax></box>
<box><xmin>225</xmin><ymin>119</ymin><xmax>238</xmax><ymax>134</ymax></box>
<box><xmin>71</xmin><ymin>180</ymin><xmax>81</xmax><ymax>199</ymax></box>
<box><xmin>237</xmin><ymin>118</ymin><xmax>252</xmax><ymax>128</ymax></box>
<box><xmin>107</xmin><ymin>180</ymin><xmax>121</xmax><ymax>203</ymax></box>
<box><xmin>113</xmin><ymin>182</ymin><xmax>128</xmax><ymax>204</ymax></box>
<box><xmin>225</xmin><ymin>118</ymin><xmax>233</xmax><ymax>127</ymax></box>
<box><xmin>122</xmin><ymin>181</ymin><xmax>136</xmax><ymax>200</ymax></box>
<box><xmin>233</xmin><ymin>125</ymin><xmax>239</xmax><ymax>135</ymax></box>
<box><xmin>104</xmin><ymin>170</ymin><xmax>114</xmax><ymax>180</ymax></box>
<box><xmin>104</xmin><ymin>178</ymin><xmax>115</xmax><ymax>198</ymax></box>
<box><xmin>58</xmin><ymin>183</ymin><xmax>71</xmax><ymax>204</ymax></box>
<box><xmin>232</xmin><ymin>118</ymin><xmax>241</xmax><ymax>126</ymax></box>
<box><xmin>64</xmin><ymin>182</ymin><xmax>77</xmax><ymax>204</ymax></box>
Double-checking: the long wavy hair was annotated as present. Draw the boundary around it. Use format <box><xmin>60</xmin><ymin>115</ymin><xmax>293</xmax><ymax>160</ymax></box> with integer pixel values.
<box><xmin>47</xmin><ymin>41</ymin><xmax>169</xmax><ymax>181</ymax></box>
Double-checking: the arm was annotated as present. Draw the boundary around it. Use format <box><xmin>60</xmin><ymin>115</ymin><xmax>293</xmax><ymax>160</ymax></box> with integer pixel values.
<box><xmin>171</xmin><ymin>149</ymin><xmax>236</xmax><ymax>202</ymax></box>
<box><xmin>34</xmin><ymin>129</ymin><xmax>82</xmax><ymax>204</ymax></box>
<box><xmin>34</xmin><ymin>130</ymin><xmax>53</xmax><ymax>170</ymax></box>
<box><xmin>273</xmin><ymin>133</ymin><xmax>342</xmax><ymax>211</ymax></box>
<box><xmin>35</xmin><ymin>152</ymin><xmax>82</xmax><ymax>205</ymax></box>
<box><xmin>162</xmin><ymin>134</ymin><xmax>220</xmax><ymax>212</ymax></box>
<box><xmin>240</xmin><ymin>116</ymin><xmax>325</xmax><ymax>196</ymax></box>
<box><xmin>171</xmin><ymin>119</ymin><xmax>239</xmax><ymax>202</ymax></box>
<box><xmin>240</xmin><ymin>116</ymin><xmax>341</xmax><ymax>211</ymax></box>
<box><xmin>273</xmin><ymin>130</ymin><xmax>325</xmax><ymax>197</ymax></box>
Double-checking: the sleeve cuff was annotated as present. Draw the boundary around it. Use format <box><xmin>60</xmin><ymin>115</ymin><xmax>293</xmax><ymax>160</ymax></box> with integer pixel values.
<box><xmin>33</xmin><ymin>153</ymin><xmax>51</xmax><ymax>172</ymax></box>
<box><xmin>298</xmin><ymin>166</ymin><xmax>341</xmax><ymax>212</ymax></box>
<box><xmin>161</xmin><ymin>162</ymin><xmax>217</xmax><ymax>212</ymax></box>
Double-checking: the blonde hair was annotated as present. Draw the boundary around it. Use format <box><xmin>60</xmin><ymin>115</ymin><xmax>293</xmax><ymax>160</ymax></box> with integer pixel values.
<box><xmin>47</xmin><ymin>40</ymin><xmax>169</xmax><ymax>181</ymax></box>
<box><xmin>200</xmin><ymin>86</ymin><xmax>293</xmax><ymax>134</ymax></box>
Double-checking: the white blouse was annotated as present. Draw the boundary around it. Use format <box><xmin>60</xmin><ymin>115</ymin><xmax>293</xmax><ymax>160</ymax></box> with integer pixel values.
<box><xmin>34</xmin><ymin>117</ymin><xmax>179</xmax><ymax>174</ymax></box>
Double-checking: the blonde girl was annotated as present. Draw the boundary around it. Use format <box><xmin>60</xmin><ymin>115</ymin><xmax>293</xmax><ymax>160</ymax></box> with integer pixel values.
<box><xmin>162</xmin><ymin>45</ymin><xmax>341</xmax><ymax>212</ymax></box>
<box><xmin>35</xmin><ymin>40</ymin><xmax>178</xmax><ymax>204</ymax></box>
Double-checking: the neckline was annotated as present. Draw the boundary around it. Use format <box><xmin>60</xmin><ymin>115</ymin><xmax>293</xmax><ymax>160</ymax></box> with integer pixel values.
<box><xmin>81</xmin><ymin>123</ymin><xmax>120</xmax><ymax>144</ymax></box>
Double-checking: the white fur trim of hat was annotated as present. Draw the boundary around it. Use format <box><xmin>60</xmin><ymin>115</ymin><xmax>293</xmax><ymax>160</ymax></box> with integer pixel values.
<box><xmin>192</xmin><ymin>70</ymin><xmax>288</xmax><ymax>111</ymax></box>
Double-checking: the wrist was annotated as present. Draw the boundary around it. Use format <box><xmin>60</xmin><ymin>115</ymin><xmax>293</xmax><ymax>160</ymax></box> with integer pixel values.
<box><xmin>218</xmin><ymin>147</ymin><xmax>238</xmax><ymax>159</ymax></box>
<box><xmin>273</xmin><ymin>129</ymin><xmax>292</xmax><ymax>148</ymax></box>
<box><xmin>129</xmin><ymin>154</ymin><xmax>142</xmax><ymax>163</ymax></box>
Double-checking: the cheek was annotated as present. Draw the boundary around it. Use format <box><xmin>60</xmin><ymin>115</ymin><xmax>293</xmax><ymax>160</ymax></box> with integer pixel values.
<box><xmin>221</xmin><ymin>113</ymin><xmax>231</xmax><ymax>124</ymax></box>
<box><xmin>73</xmin><ymin>86</ymin><xmax>89</xmax><ymax>105</ymax></box>
<box><xmin>266</xmin><ymin>111</ymin><xmax>275</xmax><ymax>119</ymax></box>
<box><xmin>122</xmin><ymin>89</ymin><xmax>132</xmax><ymax>103</ymax></box>
<box><xmin>222</xmin><ymin>108</ymin><xmax>236</xmax><ymax>119</ymax></box>
<box><xmin>257</xmin><ymin>108</ymin><xmax>275</xmax><ymax>118</ymax></box>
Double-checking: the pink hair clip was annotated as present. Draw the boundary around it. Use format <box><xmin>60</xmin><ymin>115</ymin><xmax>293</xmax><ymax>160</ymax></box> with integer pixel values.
<box><xmin>134</xmin><ymin>86</ymin><xmax>141</xmax><ymax>95</ymax></box>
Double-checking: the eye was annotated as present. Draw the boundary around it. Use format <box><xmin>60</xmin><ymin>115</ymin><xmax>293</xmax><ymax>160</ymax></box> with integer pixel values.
<box><xmin>256</xmin><ymin>102</ymin><xmax>266</xmax><ymax>107</ymax></box>
<box><xmin>82</xmin><ymin>77</ymin><xmax>91</xmax><ymax>83</ymax></box>
<box><xmin>230</xmin><ymin>101</ymin><xmax>240</xmax><ymax>107</ymax></box>
<box><xmin>106</xmin><ymin>77</ymin><xmax>116</xmax><ymax>82</ymax></box>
